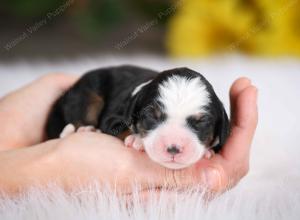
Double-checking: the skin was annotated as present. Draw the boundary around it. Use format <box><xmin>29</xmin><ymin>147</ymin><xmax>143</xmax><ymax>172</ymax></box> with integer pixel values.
<box><xmin>0</xmin><ymin>73</ymin><xmax>258</xmax><ymax>195</ymax></box>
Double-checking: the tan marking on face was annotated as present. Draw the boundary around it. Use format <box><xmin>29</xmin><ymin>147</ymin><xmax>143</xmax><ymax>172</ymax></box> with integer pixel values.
<box><xmin>154</xmin><ymin>108</ymin><xmax>162</xmax><ymax>120</ymax></box>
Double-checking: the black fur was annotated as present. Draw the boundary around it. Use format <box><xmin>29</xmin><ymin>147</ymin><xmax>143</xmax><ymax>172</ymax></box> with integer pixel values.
<box><xmin>127</xmin><ymin>67</ymin><xmax>230</xmax><ymax>151</ymax></box>
<box><xmin>46</xmin><ymin>65</ymin><xmax>229</xmax><ymax>153</ymax></box>
<box><xmin>46</xmin><ymin>65</ymin><xmax>157</xmax><ymax>138</ymax></box>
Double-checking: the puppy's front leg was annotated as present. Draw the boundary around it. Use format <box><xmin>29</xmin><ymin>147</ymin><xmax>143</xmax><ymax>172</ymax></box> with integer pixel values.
<box><xmin>60</xmin><ymin>124</ymin><xmax>76</xmax><ymax>138</ymax></box>
<box><xmin>203</xmin><ymin>149</ymin><xmax>215</xmax><ymax>159</ymax></box>
<box><xmin>59</xmin><ymin>124</ymin><xmax>101</xmax><ymax>138</ymax></box>
<box><xmin>124</xmin><ymin>134</ymin><xmax>144</xmax><ymax>151</ymax></box>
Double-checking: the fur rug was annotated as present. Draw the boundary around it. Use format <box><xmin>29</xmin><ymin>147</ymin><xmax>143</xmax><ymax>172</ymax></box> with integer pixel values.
<box><xmin>0</xmin><ymin>55</ymin><xmax>300</xmax><ymax>220</ymax></box>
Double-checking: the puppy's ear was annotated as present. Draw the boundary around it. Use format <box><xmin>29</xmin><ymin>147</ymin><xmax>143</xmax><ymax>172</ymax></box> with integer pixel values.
<box><xmin>212</xmin><ymin>102</ymin><xmax>230</xmax><ymax>152</ymax></box>
<box><xmin>125</xmin><ymin>93</ymin><xmax>141</xmax><ymax>132</ymax></box>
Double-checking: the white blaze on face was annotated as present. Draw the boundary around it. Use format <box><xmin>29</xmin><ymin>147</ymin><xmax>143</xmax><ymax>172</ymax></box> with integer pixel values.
<box><xmin>158</xmin><ymin>75</ymin><xmax>209</xmax><ymax>118</ymax></box>
<box><xmin>142</xmin><ymin>75</ymin><xmax>210</xmax><ymax>169</ymax></box>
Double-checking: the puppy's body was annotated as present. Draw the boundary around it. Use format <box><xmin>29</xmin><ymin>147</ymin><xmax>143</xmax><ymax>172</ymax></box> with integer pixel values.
<box><xmin>46</xmin><ymin>65</ymin><xmax>229</xmax><ymax>169</ymax></box>
<box><xmin>47</xmin><ymin>65</ymin><xmax>158</xmax><ymax>138</ymax></box>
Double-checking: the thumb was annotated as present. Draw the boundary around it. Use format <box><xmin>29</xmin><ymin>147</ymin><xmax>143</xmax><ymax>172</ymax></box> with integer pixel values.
<box><xmin>169</xmin><ymin>155</ymin><xmax>228</xmax><ymax>192</ymax></box>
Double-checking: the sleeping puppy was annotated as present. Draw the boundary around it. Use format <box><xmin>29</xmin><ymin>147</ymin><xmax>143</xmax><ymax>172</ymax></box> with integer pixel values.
<box><xmin>46</xmin><ymin>65</ymin><xmax>230</xmax><ymax>169</ymax></box>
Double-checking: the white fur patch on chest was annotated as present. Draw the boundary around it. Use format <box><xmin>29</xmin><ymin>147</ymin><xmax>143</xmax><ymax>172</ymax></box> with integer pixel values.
<box><xmin>158</xmin><ymin>75</ymin><xmax>209</xmax><ymax>118</ymax></box>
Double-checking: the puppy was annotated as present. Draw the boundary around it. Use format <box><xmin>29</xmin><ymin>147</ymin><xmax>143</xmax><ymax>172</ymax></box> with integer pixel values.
<box><xmin>46</xmin><ymin>65</ymin><xmax>229</xmax><ymax>169</ymax></box>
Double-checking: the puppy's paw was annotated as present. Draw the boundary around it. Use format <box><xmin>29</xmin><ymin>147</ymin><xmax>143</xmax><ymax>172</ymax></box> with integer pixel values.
<box><xmin>60</xmin><ymin>124</ymin><xmax>102</xmax><ymax>138</ymax></box>
<box><xmin>204</xmin><ymin>149</ymin><xmax>215</xmax><ymax>159</ymax></box>
<box><xmin>77</xmin><ymin>126</ymin><xmax>102</xmax><ymax>134</ymax></box>
<box><xmin>60</xmin><ymin>124</ymin><xmax>76</xmax><ymax>138</ymax></box>
<box><xmin>124</xmin><ymin>134</ymin><xmax>144</xmax><ymax>151</ymax></box>
<box><xmin>77</xmin><ymin>125</ymin><xmax>96</xmax><ymax>132</ymax></box>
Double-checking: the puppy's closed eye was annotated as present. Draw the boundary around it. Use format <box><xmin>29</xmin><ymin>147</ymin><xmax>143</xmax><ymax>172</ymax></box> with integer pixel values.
<box><xmin>187</xmin><ymin>114</ymin><xmax>213</xmax><ymax>131</ymax></box>
<box><xmin>46</xmin><ymin>65</ymin><xmax>229</xmax><ymax>170</ymax></box>
<box><xmin>140</xmin><ymin>106</ymin><xmax>165</xmax><ymax>131</ymax></box>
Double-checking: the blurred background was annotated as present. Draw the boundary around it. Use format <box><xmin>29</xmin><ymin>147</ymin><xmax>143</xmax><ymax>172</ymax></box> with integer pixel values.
<box><xmin>1</xmin><ymin>0</ymin><xmax>300</xmax><ymax>61</ymax></box>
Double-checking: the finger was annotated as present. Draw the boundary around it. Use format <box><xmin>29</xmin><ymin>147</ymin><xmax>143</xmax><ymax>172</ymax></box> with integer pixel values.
<box><xmin>168</xmin><ymin>86</ymin><xmax>258</xmax><ymax>192</ymax></box>
<box><xmin>164</xmin><ymin>155</ymin><xmax>228</xmax><ymax>192</ymax></box>
<box><xmin>0</xmin><ymin>73</ymin><xmax>79</xmax><ymax>148</ymax></box>
<box><xmin>222</xmin><ymin>85</ymin><xmax>258</xmax><ymax>161</ymax></box>
<box><xmin>38</xmin><ymin>73</ymin><xmax>79</xmax><ymax>91</ymax></box>
<box><xmin>229</xmin><ymin>77</ymin><xmax>251</xmax><ymax>124</ymax></box>
<box><xmin>229</xmin><ymin>77</ymin><xmax>251</xmax><ymax>102</ymax></box>
<box><xmin>131</xmin><ymin>152</ymin><xmax>229</xmax><ymax>194</ymax></box>
<box><xmin>3</xmin><ymin>73</ymin><xmax>78</xmax><ymax>104</ymax></box>
<box><xmin>167</xmin><ymin>85</ymin><xmax>258</xmax><ymax>193</ymax></box>
<box><xmin>171</xmin><ymin>154</ymin><xmax>248</xmax><ymax>193</ymax></box>
<box><xmin>196</xmin><ymin>155</ymin><xmax>244</xmax><ymax>192</ymax></box>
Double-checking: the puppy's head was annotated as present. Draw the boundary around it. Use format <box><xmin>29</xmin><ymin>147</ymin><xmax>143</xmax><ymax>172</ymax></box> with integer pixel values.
<box><xmin>128</xmin><ymin>68</ymin><xmax>229</xmax><ymax>169</ymax></box>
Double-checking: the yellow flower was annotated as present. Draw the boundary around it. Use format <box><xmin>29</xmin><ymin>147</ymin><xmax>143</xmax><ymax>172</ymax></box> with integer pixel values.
<box><xmin>166</xmin><ymin>0</ymin><xmax>300</xmax><ymax>57</ymax></box>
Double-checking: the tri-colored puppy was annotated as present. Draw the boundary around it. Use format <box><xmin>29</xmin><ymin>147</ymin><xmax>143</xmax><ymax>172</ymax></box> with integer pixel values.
<box><xmin>46</xmin><ymin>65</ymin><xmax>229</xmax><ymax>169</ymax></box>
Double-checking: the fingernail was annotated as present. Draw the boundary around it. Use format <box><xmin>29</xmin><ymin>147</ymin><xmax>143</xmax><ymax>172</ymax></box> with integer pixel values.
<box><xmin>201</xmin><ymin>168</ymin><xmax>221</xmax><ymax>189</ymax></box>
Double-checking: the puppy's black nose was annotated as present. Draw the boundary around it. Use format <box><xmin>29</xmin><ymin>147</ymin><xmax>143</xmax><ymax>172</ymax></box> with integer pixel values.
<box><xmin>167</xmin><ymin>145</ymin><xmax>180</xmax><ymax>155</ymax></box>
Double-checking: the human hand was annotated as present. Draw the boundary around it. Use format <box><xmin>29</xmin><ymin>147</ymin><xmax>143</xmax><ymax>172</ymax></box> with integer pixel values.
<box><xmin>53</xmin><ymin>78</ymin><xmax>257</xmax><ymax>194</ymax></box>
<box><xmin>0</xmin><ymin>74</ymin><xmax>78</xmax><ymax>150</ymax></box>
<box><xmin>165</xmin><ymin>77</ymin><xmax>258</xmax><ymax>193</ymax></box>
<box><xmin>0</xmin><ymin>76</ymin><xmax>257</xmax><ymax>196</ymax></box>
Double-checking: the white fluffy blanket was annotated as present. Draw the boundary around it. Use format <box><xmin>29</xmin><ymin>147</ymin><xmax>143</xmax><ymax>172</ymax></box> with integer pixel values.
<box><xmin>0</xmin><ymin>55</ymin><xmax>300</xmax><ymax>220</ymax></box>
